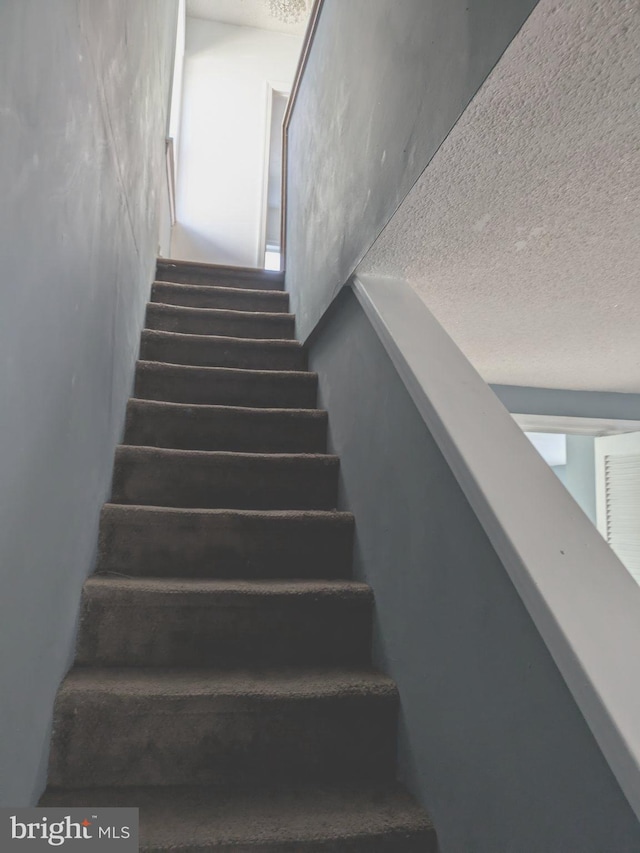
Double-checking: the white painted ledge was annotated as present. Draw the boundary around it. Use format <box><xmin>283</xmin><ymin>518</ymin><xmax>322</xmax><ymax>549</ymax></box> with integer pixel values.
<box><xmin>353</xmin><ymin>273</ymin><xmax>640</xmax><ymax>822</ymax></box>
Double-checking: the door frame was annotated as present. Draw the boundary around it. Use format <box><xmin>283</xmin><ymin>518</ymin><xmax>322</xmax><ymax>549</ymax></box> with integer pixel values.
<box><xmin>258</xmin><ymin>82</ymin><xmax>289</xmax><ymax>269</ymax></box>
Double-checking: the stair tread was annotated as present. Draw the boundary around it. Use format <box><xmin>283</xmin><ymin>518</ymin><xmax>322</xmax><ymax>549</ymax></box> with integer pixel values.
<box><xmin>127</xmin><ymin>398</ymin><xmax>326</xmax><ymax>418</ymax></box>
<box><xmin>98</xmin><ymin>503</ymin><xmax>354</xmax><ymax>581</ymax></box>
<box><xmin>136</xmin><ymin>359</ymin><xmax>314</xmax><ymax>379</ymax></box>
<box><xmin>116</xmin><ymin>445</ymin><xmax>338</xmax><ymax>462</ymax></box>
<box><xmin>112</xmin><ymin>448</ymin><xmax>339</xmax><ymax>509</ymax></box>
<box><xmin>78</xmin><ymin>577</ymin><xmax>372</xmax><ymax>667</ymax></box>
<box><xmin>145</xmin><ymin>303</ymin><xmax>296</xmax><ymax>340</ymax></box>
<box><xmin>133</xmin><ymin>361</ymin><xmax>318</xmax><ymax>408</ymax></box>
<box><xmin>142</xmin><ymin>329</ymin><xmax>301</xmax><ymax>346</ymax></box>
<box><xmin>140</xmin><ymin>330</ymin><xmax>306</xmax><ymax>370</ymax></box>
<box><xmin>124</xmin><ymin>399</ymin><xmax>328</xmax><ymax>452</ymax></box>
<box><xmin>153</xmin><ymin>280</ymin><xmax>289</xmax><ymax>299</ymax></box>
<box><xmin>148</xmin><ymin>302</ymin><xmax>295</xmax><ymax>323</ymax></box>
<box><xmin>60</xmin><ymin>666</ymin><xmax>397</xmax><ymax>700</ymax></box>
<box><xmin>158</xmin><ymin>259</ymin><xmax>284</xmax><ymax>278</ymax></box>
<box><xmin>40</xmin><ymin>783</ymin><xmax>435</xmax><ymax>849</ymax></box>
<box><xmin>156</xmin><ymin>260</ymin><xmax>284</xmax><ymax>291</ymax></box>
<box><xmin>84</xmin><ymin>576</ymin><xmax>371</xmax><ymax>599</ymax></box>
<box><xmin>101</xmin><ymin>504</ymin><xmax>353</xmax><ymax>521</ymax></box>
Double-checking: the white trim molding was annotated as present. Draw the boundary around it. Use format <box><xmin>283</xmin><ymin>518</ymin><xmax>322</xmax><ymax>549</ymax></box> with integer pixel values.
<box><xmin>353</xmin><ymin>273</ymin><xmax>640</xmax><ymax>823</ymax></box>
<box><xmin>165</xmin><ymin>137</ymin><xmax>177</xmax><ymax>226</ymax></box>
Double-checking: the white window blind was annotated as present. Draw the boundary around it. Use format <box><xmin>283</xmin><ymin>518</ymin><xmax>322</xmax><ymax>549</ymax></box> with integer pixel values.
<box><xmin>604</xmin><ymin>453</ymin><xmax>640</xmax><ymax>585</ymax></box>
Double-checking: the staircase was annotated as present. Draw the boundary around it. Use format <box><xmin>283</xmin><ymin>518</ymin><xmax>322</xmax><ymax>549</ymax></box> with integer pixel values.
<box><xmin>40</xmin><ymin>260</ymin><xmax>437</xmax><ymax>852</ymax></box>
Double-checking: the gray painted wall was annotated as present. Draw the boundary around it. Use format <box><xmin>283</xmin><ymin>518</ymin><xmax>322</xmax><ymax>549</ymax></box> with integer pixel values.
<box><xmin>285</xmin><ymin>0</ymin><xmax>539</xmax><ymax>340</ymax></box>
<box><xmin>0</xmin><ymin>0</ymin><xmax>177</xmax><ymax>806</ymax></box>
<box><xmin>493</xmin><ymin>385</ymin><xmax>612</xmax><ymax>525</ymax></box>
<box><xmin>535</xmin><ymin>439</ymin><xmax>596</xmax><ymax>525</ymax></box>
<box><xmin>565</xmin><ymin>435</ymin><xmax>597</xmax><ymax>524</ymax></box>
<box><xmin>308</xmin><ymin>289</ymin><xmax>640</xmax><ymax>852</ymax></box>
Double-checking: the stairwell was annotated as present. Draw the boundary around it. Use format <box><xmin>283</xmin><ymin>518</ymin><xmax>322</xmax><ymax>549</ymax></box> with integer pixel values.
<box><xmin>39</xmin><ymin>260</ymin><xmax>436</xmax><ymax>851</ymax></box>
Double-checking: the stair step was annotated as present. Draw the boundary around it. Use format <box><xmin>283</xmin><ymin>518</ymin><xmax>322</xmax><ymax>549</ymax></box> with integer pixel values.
<box><xmin>76</xmin><ymin>578</ymin><xmax>373</xmax><ymax>668</ymax></box>
<box><xmin>145</xmin><ymin>303</ymin><xmax>296</xmax><ymax>340</ymax></box>
<box><xmin>111</xmin><ymin>447</ymin><xmax>339</xmax><ymax>510</ymax></box>
<box><xmin>124</xmin><ymin>400</ymin><xmax>327</xmax><ymax>453</ymax></box>
<box><xmin>40</xmin><ymin>783</ymin><xmax>436</xmax><ymax>852</ymax></box>
<box><xmin>152</xmin><ymin>280</ymin><xmax>290</xmax><ymax>313</ymax></box>
<box><xmin>97</xmin><ymin>506</ymin><xmax>354</xmax><ymax>579</ymax></box>
<box><xmin>156</xmin><ymin>260</ymin><xmax>284</xmax><ymax>291</ymax></box>
<box><xmin>48</xmin><ymin>668</ymin><xmax>398</xmax><ymax>788</ymax></box>
<box><xmin>134</xmin><ymin>361</ymin><xmax>318</xmax><ymax>408</ymax></box>
<box><xmin>140</xmin><ymin>330</ymin><xmax>306</xmax><ymax>371</ymax></box>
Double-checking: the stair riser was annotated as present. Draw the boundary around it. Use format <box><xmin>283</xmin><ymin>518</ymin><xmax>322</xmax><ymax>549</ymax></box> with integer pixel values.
<box><xmin>112</xmin><ymin>451</ymin><xmax>339</xmax><ymax>511</ymax></box>
<box><xmin>140</xmin><ymin>332</ymin><xmax>306</xmax><ymax>371</ymax></box>
<box><xmin>134</xmin><ymin>364</ymin><xmax>318</xmax><ymax>409</ymax></box>
<box><xmin>124</xmin><ymin>404</ymin><xmax>328</xmax><ymax>454</ymax></box>
<box><xmin>145</xmin><ymin>304</ymin><xmax>296</xmax><ymax>340</ymax></box>
<box><xmin>97</xmin><ymin>508</ymin><xmax>354</xmax><ymax>580</ymax></box>
<box><xmin>156</xmin><ymin>265</ymin><xmax>284</xmax><ymax>291</ymax></box>
<box><xmin>49</xmin><ymin>695</ymin><xmax>398</xmax><ymax>788</ymax></box>
<box><xmin>152</xmin><ymin>282</ymin><xmax>290</xmax><ymax>313</ymax></box>
<box><xmin>76</xmin><ymin>596</ymin><xmax>373</xmax><ymax>668</ymax></box>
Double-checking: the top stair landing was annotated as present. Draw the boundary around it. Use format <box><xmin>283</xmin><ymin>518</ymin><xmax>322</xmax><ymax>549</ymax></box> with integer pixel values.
<box><xmin>156</xmin><ymin>259</ymin><xmax>285</xmax><ymax>291</ymax></box>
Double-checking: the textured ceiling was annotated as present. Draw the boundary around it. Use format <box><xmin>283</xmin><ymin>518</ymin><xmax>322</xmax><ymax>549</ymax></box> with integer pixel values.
<box><xmin>359</xmin><ymin>0</ymin><xmax>640</xmax><ymax>393</ymax></box>
<box><xmin>186</xmin><ymin>0</ymin><xmax>309</xmax><ymax>35</ymax></box>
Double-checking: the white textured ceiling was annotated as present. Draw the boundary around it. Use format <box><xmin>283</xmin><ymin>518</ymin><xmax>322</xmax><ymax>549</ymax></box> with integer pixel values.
<box><xmin>186</xmin><ymin>0</ymin><xmax>309</xmax><ymax>35</ymax></box>
<box><xmin>359</xmin><ymin>0</ymin><xmax>640</xmax><ymax>393</ymax></box>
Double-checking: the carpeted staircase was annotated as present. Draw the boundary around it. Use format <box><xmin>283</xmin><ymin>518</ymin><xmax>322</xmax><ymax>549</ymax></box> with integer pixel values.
<box><xmin>40</xmin><ymin>260</ymin><xmax>437</xmax><ymax>852</ymax></box>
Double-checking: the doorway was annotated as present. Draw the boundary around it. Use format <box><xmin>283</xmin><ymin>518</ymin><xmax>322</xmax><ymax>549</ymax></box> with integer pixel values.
<box><xmin>261</xmin><ymin>88</ymin><xmax>289</xmax><ymax>270</ymax></box>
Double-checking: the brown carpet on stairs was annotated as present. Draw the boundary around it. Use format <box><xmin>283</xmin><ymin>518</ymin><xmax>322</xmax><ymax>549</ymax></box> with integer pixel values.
<box><xmin>39</xmin><ymin>259</ymin><xmax>437</xmax><ymax>852</ymax></box>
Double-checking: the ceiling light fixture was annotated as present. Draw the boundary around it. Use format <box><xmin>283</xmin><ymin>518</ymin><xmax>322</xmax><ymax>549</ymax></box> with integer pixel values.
<box><xmin>267</xmin><ymin>0</ymin><xmax>309</xmax><ymax>24</ymax></box>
